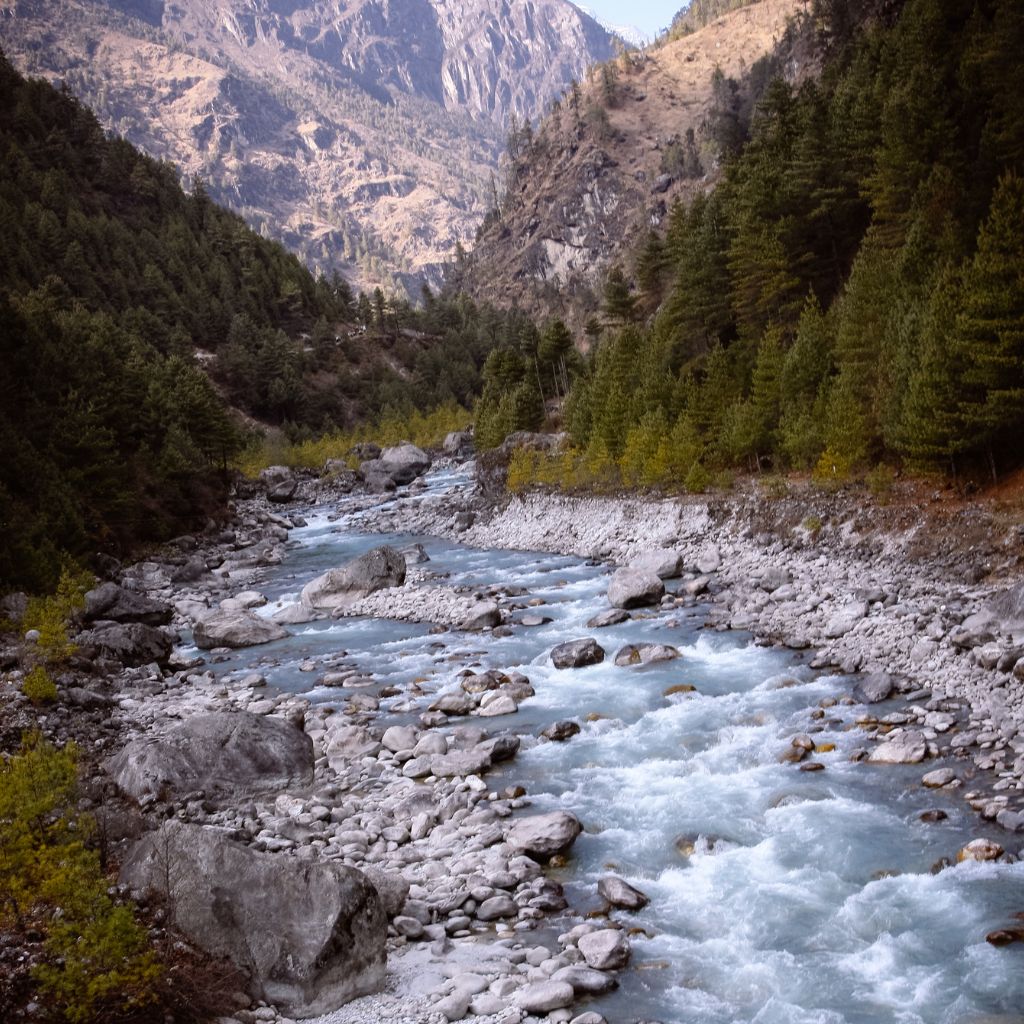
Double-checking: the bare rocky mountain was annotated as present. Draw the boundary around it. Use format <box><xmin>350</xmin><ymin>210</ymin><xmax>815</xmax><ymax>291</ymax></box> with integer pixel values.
<box><xmin>462</xmin><ymin>0</ymin><xmax>806</xmax><ymax>338</ymax></box>
<box><xmin>0</xmin><ymin>0</ymin><xmax>616</xmax><ymax>293</ymax></box>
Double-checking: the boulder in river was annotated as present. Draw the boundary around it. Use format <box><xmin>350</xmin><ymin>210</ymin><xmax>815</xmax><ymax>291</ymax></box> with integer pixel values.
<box><xmin>193</xmin><ymin>609</ymin><xmax>288</xmax><ymax>649</ymax></box>
<box><xmin>399</xmin><ymin>542</ymin><xmax>431</xmax><ymax>564</ymax></box>
<box><xmin>922</xmin><ymin>768</ymin><xmax>957</xmax><ymax>788</ymax></box>
<box><xmin>613</xmin><ymin>643</ymin><xmax>679</xmax><ymax>667</ymax></box>
<box><xmin>577</xmin><ymin>928</ymin><xmax>631</xmax><ymax>970</ymax></box>
<box><xmin>957</xmin><ymin>837</ymin><xmax>1003</xmax><ymax>863</ymax></box>
<box><xmin>360</xmin><ymin>442</ymin><xmax>431</xmax><ymax>490</ymax></box>
<box><xmin>598</xmin><ymin>875</ymin><xmax>650</xmax><ymax>910</ymax></box>
<box><xmin>120</xmin><ymin>820</ymin><xmax>385</xmax><ymax>1016</ymax></box>
<box><xmin>551</xmin><ymin>638</ymin><xmax>605</xmax><ymax>669</ymax></box>
<box><xmin>587</xmin><ymin>608</ymin><xmax>630</xmax><ymax>628</ymax></box>
<box><xmin>867</xmin><ymin>728</ymin><xmax>928</xmax><ymax>764</ymax></box>
<box><xmin>301</xmin><ymin>545</ymin><xmax>406</xmax><ymax>610</ymax></box>
<box><xmin>83</xmin><ymin>582</ymin><xmax>172</xmax><ymax>626</ymax></box>
<box><xmin>107</xmin><ymin>711</ymin><xmax>314</xmax><ymax>802</ymax></box>
<box><xmin>460</xmin><ymin>600</ymin><xmax>501</xmax><ymax>630</ymax></box>
<box><xmin>541</xmin><ymin>720</ymin><xmax>581</xmax><ymax>742</ymax></box>
<box><xmin>508</xmin><ymin>810</ymin><xmax>582</xmax><ymax>860</ymax></box>
<box><xmin>852</xmin><ymin>672</ymin><xmax>895</xmax><ymax>704</ymax></box>
<box><xmin>607</xmin><ymin>568</ymin><xmax>665</xmax><ymax>609</ymax></box>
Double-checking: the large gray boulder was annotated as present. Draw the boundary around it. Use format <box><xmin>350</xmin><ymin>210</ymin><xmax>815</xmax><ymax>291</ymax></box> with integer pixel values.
<box><xmin>508</xmin><ymin>810</ymin><xmax>583</xmax><ymax>860</ymax></box>
<box><xmin>868</xmin><ymin>728</ymin><xmax>928</xmax><ymax>764</ymax></box>
<box><xmin>380</xmin><ymin>442</ymin><xmax>431</xmax><ymax>483</ymax></box>
<box><xmin>193</xmin><ymin>609</ymin><xmax>288</xmax><ymax>649</ymax></box>
<box><xmin>360</xmin><ymin>443</ymin><xmax>431</xmax><ymax>490</ymax></box>
<box><xmin>578</xmin><ymin>928</ymin><xmax>631</xmax><ymax>970</ymax></box>
<box><xmin>607</xmin><ymin>568</ymin><xmax>665</xmax><ymax>609</ymax></box>
<box><xmin>84</xmin><ymin>582</ymin><xmax>172</xmax><ymax>626</ymax></box>
<box><xmin>950</xmin><ymin>610</ymin><xmax>998</xmax><ymax>650</ymax></box>
<box><xmin>76</xmin><ymin>622</ymin><xmax>172</xmax><ymax>666</ymax></box>
<box><xmin>598</xmin><ymin>875</ymin><xmax>650</xmax><ymax>910</ymax></box>
<box><xmin>301</xmin><ymin>545</ymin><xmax>406</xmax><ymax>610</ymax></box>
<box><xmin>120</xmin><ymin>820</ymin><xmax>385</xmax><ymax>1016</ymax></box>
<box><xmin>551</xmin><ymin>638</ymin><xmax>605</xmax><ymax>669</ymax></box>
<box><xmin>551</xmin><ymin>965</ymin><xmax>619</xmax><ymax>995</ymax></box>
<box><xmin>443</xmin><ymin>430</ymin><xmax>474</xmax><ymax>457</ymax></box>
<box><xmin>359</xmin><ymin>460</ymin><xmax>398</xmax><ymax>493</ymax></box>
<box><xmin>853</xmin><ymin>672</ymin><xmax>895</xmax><ymax>704</ymax></box>
<box><xmin>987</xmin><ymin>582</ymin><xmax>1024</xmax><ymax>640</ymax></box>
<box><xmin>696</xmin><ymin>545</ymin><xmax>722</xmax><ymax>573</ymax></box>
<box><xmin>630</xmin><ymin>549</ymin><xmax>684</xmax><ymax>580</ymax></box>
<box><xmin>460</xmin><ymin>601</ymin><xmax>501</xmax><ymax>630</ymax></box>
<box><xmin>259</xmin><ymin>465</ymin><xmax>298</xmax><ymax>503</ymax></box>
<box><xmin>512</xmin><ymin>980</ymin><xmax>575</xmax><ymax>1013</ymax></box>
<box><xmin>107</xmin><ymin>711</ymin><xmax>314</xmax><ymax>802</ymax></box>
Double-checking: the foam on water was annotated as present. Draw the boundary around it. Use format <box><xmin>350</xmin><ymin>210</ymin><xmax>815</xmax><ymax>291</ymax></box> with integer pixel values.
<box><xmin>212</xmin><ymin>469</ymin><xmax>1024</xmax><ymax>1022</ymax></box>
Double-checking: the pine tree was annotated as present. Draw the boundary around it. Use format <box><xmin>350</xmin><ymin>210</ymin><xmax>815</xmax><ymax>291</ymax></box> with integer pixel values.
<box><xmin>895</xmin><ymin>266</ymin><xmax>968</xmax><ymax>467</ymax></box>
<box><xmin>954</xmin><ymin>172</ymin><xmax>1024</xmax><ymax>475</ymax></box>
<box><xmin>602</xmin><ymin>266</ymin><xmax>637</xmax><ymax>324</ymax></box>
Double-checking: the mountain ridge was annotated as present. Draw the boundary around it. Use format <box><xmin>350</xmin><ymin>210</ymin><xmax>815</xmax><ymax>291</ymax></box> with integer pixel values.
<box><xmin>461</xmin><ymin>0</ymin><xmax>807</xmax><ymax>339</ymax></box>
<box><xmin>0</xmin><ymin>0</ymin><xmax>616</xmax><ymax>294</ymax></box>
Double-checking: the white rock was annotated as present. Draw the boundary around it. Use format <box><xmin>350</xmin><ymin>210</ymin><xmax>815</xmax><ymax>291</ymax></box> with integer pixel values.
<box><xmin>512</xmin><ymin>980</ymin><xmax>575</xmax><ymax>1013</ymax></box>
<box><xmin>824</xmin><ymin>601</ymin><xmax>869</xmax><ymax>639</ymax></box>
<box><xmin>868</xmin><ymin>729</ymin><xmax>928</xmax><ymax>764</ymax></box>
<box><xmin>577</xmin><ymin>928</ymin><xmax>630</xmax><ymax>970</ymax></box>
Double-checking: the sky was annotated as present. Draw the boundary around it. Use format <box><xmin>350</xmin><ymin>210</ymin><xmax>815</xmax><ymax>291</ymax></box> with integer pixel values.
<box><xmin>577</xmin><ymin>0</ymin><xmax>683</xmax><ymax>39</ymax></box>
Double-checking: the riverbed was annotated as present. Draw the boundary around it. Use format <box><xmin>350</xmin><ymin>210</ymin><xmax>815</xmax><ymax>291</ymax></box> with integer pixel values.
<box><xmin>202</xmin><ymin>467</ymin><xmax>1024</xmax><ymax>1024</ymax></box>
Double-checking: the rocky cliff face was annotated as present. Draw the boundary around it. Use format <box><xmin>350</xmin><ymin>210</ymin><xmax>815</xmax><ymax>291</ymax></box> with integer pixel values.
<box><xmin>462</xmin><ymin>0</ymin><xmax>805</xmax><ymax>339</ymax></box>
<box><xmin>0</xmin><ymin>0</ymin><xmax>615</xmax><ymax>293</ymax></box>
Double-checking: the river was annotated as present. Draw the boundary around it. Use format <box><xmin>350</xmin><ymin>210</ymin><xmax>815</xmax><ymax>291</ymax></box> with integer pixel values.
<box><xmin>201</xmin><ymin>467</ymin><xmax>1024</xmax><ymax>1024</ymax></box>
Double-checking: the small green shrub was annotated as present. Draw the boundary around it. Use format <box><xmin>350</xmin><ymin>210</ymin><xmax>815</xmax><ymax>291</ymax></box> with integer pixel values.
<box><xmin>21</xmin><ymin>666</ymin><xmax>57</xmax><ymax>704</ymax></box>
<box><xmin>865</xmin><ymin>463</ymin><xmax>896</xmax><ymax>502</ymax></box>
<box><xmin>684</xmin><ymin>462</ymin><xmax>711</xmax><ymax>494</ymax></box>
<box><xmin>811</xmin><ymin>447</ymin><xmax>852</xmax><ymax>491</ymax></box>
<box><xmin>802</xmin><ymin>514</ymin><xmax>824</xmax><ymax>537</ymax></box>
<box><xmin>1</xmin><ymin>734</ymin><xmax>160</xmax><ymax>1021</ymax></box>
<box><xmin>506</xmin><ymin>448</ymin><xmax>543</xmax><ymax>492</ymax></box>
<box><xmin>23</xmin><ymin>563</ymin><xmax>93</xmax><ymax>663</ymax></box>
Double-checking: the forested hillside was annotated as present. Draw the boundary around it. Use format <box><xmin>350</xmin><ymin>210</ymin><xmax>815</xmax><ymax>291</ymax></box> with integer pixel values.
<box><xmin>477</xmin><ymin>0</ymin><xmax>1024</xmax><ymax>490</ymax></box>
<box><xmin>0</xmin><ymin>0</ymin><xmax>615</xmax><ymax>296</ymax></box>
<box><xmin>0</xmin><ymin>55</ymin><xmax>520</xmax><ymax>591</ymax></box>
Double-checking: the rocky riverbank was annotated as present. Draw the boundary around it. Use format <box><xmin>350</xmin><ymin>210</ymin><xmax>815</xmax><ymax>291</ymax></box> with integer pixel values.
<box><xmin>362</xmin><ymin>475</ymin><xmax>1024</xmax><ymax>831</ymax></box>
<box><xmin>0</xmin><ymin>460</ymin><xmax>655</xmax><ymax>1024</ymax></box>
<box><xmin>4</xmin><ymin>455</ymin><xmax>1024</xmax><ymax>1024</ymax></box>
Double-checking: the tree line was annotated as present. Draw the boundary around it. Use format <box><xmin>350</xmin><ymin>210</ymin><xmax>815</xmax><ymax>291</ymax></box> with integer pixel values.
<box><xmin>0</xmin><ymin>53</ymin><xmax>521</xmax><ymax>591</ymax></box>
<box><xmin>479</xmin><ymin>0</ymin><xmax>1024</xmax><ymax>493</ymax></box>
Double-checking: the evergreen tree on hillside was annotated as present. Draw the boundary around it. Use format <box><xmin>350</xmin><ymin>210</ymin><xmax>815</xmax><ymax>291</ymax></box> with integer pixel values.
<box><xmin>954</xmin><ymin>172</ymin><xmax>1024</xmax><ymax>476</ymax></box>
<box><xmin>602</xmin><ymin>266</ymin><xmax>638</xmax><ymax>324</ymax></box>
<box><xmin>522</xmin><ymin>0</ymin><xmax>1024</xmax><ymax>491</ymax></box>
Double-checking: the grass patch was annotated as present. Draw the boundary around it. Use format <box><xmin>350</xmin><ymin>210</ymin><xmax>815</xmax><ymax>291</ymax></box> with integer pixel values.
<box><xmin>235</xmin><ymin>402</ymin><xmax>471</xmax><ymax>477</ymax></box>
